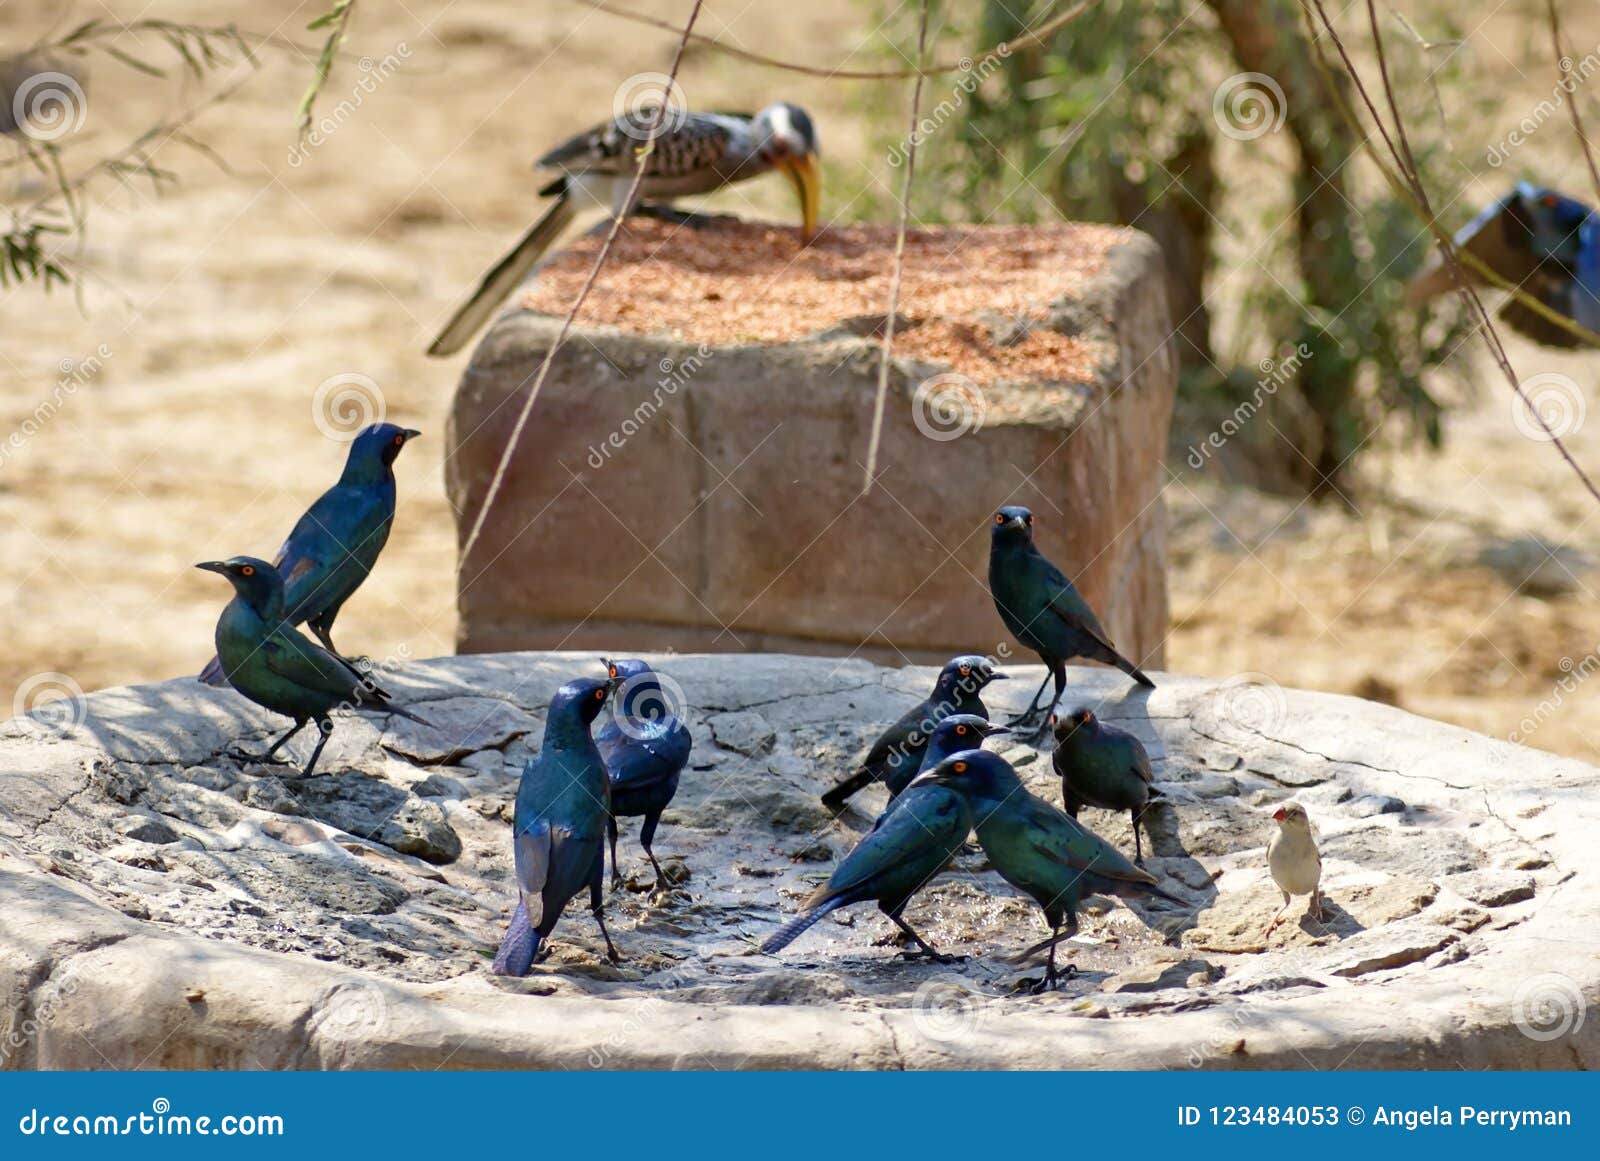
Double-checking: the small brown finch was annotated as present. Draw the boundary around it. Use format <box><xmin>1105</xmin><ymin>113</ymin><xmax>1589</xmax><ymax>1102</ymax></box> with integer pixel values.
<box><xmin>1266</xmin><ymin>802</ymin><xmax>1322</xmax><ymax>933</ymax></box>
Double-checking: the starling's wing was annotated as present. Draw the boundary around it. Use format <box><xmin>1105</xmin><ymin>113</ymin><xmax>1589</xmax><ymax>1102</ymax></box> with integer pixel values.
<box><xmin>1110</xmin><ymin>725</ymin><xmax>1156</xmax><ymax>786</ymax></box>
<box><xmin>598</xmin><ymin>727</ymin><xmax>681</xmax><ymax>793</ymax></box>
<box><xmin>274</xmin><ymin>485</ymin><xmax>392</xmax><ymax>625</ymax></box>
<box><xmin>512</xmin><ymin>821</ymin><xmax>553</xmax><ymax>930</ymax></box>
<box><xmin>1021</xmin><ymin>795</ymin><xmax>1156</xmax><ymax>887</ymax></box>
<box><xmin>811</xmin><ymin>792</ymin><xmax>966</xmax><ymax>906</ymax></box>
<box><xmin>1040</xmin><ymin>567</ymin><xmax>1116</xmax><ymax>647</ymax></box>
<box><xmin>537</xmin><ymin>109</ymin><xmax>740</xmax><ymax>180</ymax></box>
<box><xmin>261</xmin><ymin>627</ymin><xmax>376</xmax><ymax>702</ymax></box>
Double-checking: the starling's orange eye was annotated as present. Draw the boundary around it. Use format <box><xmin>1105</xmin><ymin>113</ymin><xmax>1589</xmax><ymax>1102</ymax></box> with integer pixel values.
<box><xmin>953</xmin><ymin>761</ymin><xmax>967</xmax><ymax>773</ymax></box>
<box><xmin>1543</xmin><ymin>194</ymin><xmax>1560</xmax><ymax>207</ymax></box>
<box><xmin>240</xmin><ymin>565</ymin><xmax>254</xmax><ymax>576</ymax></box>
<box><xmin>956</xmin><ymin>725</ymin><xmax>968</xmax><ymax>735</ymax></box>
<box><xmin>593</xmin><ymin>689</ymin><xmax>604</xmax><ymax>701</ymax></box>
<box><xmin>393</xmin><ymin>434</ymin><xmax>404</xmax><ymax>446</ymax></box>
<box><xmin>994</xmin><ymin>514</ymin><xmax>1005</xmax><ymax>525</ymax></box>
<box><xmin>608</xmin><ymin>666</ymin><xmax>618</xmax><ymax>678</ymax></box>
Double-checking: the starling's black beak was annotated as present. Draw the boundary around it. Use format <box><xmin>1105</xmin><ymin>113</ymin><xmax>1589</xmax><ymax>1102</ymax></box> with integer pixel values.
<box><xmin>988</xmin><ymin>671</ymin><xmax>1010</xmax><ymax>681</ymax></box>
<box><xmin>402</xmin><ymin>428</ymin><xmax>421</xmax><ymax>441</ymax></box>
<box><xmin>986</xmin><ymin>724</ymin><xmax>1013</xmax><ymax>736</ymax></box>
<box><xmin>195</xmin><ymin>560</ymin><xmax>229</xmax><ymax>575</ymax></box>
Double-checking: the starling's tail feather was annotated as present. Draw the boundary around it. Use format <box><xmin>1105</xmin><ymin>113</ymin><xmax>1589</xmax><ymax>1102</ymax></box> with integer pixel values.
<box><xmin>198</xmin><ymin>655</ymin><xmax>228</xmax><ymax>688</ymax></box>
<box><xmin>820</xmin><ymin>767</ymin><xmax>878</xmax><ymax>810</ymax></box>
<box><xmin>427</xmin><ymin>190</ymin><xmax>578</xmax><ymax>357</ymax></box>
<box><xmin>1108</xmin><ymin>648</ymin><xmax>1155</xmax><ymax>689</ymax></box>
<box><xmin>761</xmin><ymin>896</ymin><xmax>845</xmax><ymax>955</ymax></box>
<box><xmin>385</xmin><ymin>703</ymin><xmax>435</xmax><ymax>729</ymax></box>
<box><xmin>492</xmin><ymin>898</ymin><xmax>541</xmax><ymax>977</ymax></box>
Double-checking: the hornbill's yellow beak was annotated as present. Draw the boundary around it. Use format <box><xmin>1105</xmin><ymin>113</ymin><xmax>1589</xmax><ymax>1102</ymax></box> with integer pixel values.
<box><xmin>781</xmin><ymin>151</ymin><xmax>821</xmax><ymax>241</ymax></box>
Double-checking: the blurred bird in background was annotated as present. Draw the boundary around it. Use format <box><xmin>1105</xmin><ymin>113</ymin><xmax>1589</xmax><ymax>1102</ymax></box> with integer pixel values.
<box><xmin>199</xmin><ymin>423</ymin><xmax>419</xmax><ymax>686</ymax></box>
<box><xmin>195</xmin><ymin>555</ymin><xmax>430</xmax><ymax>777</ymax></box>
<box><xmin>427</xmin><ymin>102</ymin><xmax>822</xmax><ymax>356</ymax></box>
<box><xmin>989</xmin><ymin>506</ymin><xmax>1153</xmax><ymax>740</ymax></box>
<box><xmin>1265</xmin><ymin>802</ymin><xmax>1323</xmax><ymax>934</ymax></box>
<box><xmin>1050</xmin><ymin>708</ymin><xmax>1162</xmax><ymax>863</ymax></box>
<box><xmin>596</xmin><ymin>657</ymin><xmax>691</xmax><ymax>892</ymax></box>
<box><xmin>493</xmin><ymin>674</ymin><xmax>624</xmax><ymax>977</ymax></box>
<box><xmin>819</xmin><ymin>655</ymin><xmax>1006</xmax><ymax>810</ymax></box>
<box><xmin>1406</xmin><ymin>182</ymin><xmax>1600</xmax><ymax>347</ymax></box>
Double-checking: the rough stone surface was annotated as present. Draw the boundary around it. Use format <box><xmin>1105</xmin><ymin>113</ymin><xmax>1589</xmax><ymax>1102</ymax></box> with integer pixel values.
<box><xmin>1</xmin><ymin>653</ymin><xmax>1596</xmax><ymax>1070</ymax></box>
<box><xmin>445</xmin><ymin>222</ymin><xmax>1175</xmax><ymax>668</ymax></box>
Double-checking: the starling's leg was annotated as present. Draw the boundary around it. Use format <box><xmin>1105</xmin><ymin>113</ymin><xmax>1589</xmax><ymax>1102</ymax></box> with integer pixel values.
<box><xmin>310</xmin><ymin>618</ymin><xmax>338</xmax><ymax>655</ymax></box>
<box><xmin>229</xmin><ymin>718</ymin><xmax>308</xmax><ymax>765</ymax></box>
<box><xmin>1131</xmin><ymin>809</ymin><xmax>1145</xmax><ymax>864</ymax></box>
<box><xmin>889</xmin><ymin>913</ymin><xmax>962</xmax><ymax>964</ymax></box>
<box><xmin>1008</xmin><ymin>671</ymin><xmax>1053</xmax><ymax>727</ymax></box>
<box><xmin>590</xmin><ymin>872</ymin><xmax>622</xmax><ymax>963</ymax></box>
<box><xmin>1031</xmin><ymin>923</ymin><xmax>1065</xmax><ymax>995</ymax></box>
<box><xmin>639</xmin><ymin>811</ymin><xmax>666</xmax><ymax>891</ymax></box>
<box><xmin>1265</xmin><ymin>891</ymin><xmax>1292</xmax><ymax>935</ymax></box>
<box><xmin>607</xmin><ymin>814</ymin><xmax>623</xmax><ymax>891</ymax></box>
<box><xmin>299</xmin><ymin>719</ymin><xmax>335</xmax><ymax>777</ymax></box>
<box><xmin>1028</xmin><ymin>664</ymin><xmax>1067</xmax><ymax>743</ymax></box>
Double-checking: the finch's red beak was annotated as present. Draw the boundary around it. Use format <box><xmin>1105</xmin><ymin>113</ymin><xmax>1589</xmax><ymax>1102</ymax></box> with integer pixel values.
<box><xmin>1272</xmin><ymin>807</ymin><xmax>1287</xmax><ymax>822</ymax></box>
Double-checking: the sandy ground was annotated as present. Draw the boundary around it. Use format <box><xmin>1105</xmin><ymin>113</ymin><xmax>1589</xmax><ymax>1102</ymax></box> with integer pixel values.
<box><xmin>3</xmin><ymin>1</ymin><xmax>1600</xmax><ymax>765</ymax></box>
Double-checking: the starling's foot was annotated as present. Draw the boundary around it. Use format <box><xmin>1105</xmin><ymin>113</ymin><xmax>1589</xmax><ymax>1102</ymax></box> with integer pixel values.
<box><xmin>226</xmin><ymin>745</ymin><xmax>288</xmax><ymax>767</ymax></box>
<box><xmin>1006</xmin><ymin>707</ymin><xmax>1044</xmax><ymax>730</ymax></box>
<box><xmin>610</xmin><ymin>874</ymin><xmax>625</xmax><ymax>893</ymax></box>
<box><xmin>1027</xmin><ymin>963</ymin><xmax>1077</xmax><ymax>995</ymax></box>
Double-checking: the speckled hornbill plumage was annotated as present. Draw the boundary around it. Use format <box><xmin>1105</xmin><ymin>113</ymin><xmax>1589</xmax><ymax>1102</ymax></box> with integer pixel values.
<box><xmin>427</xmin><ymin>104</ymin><xmax>821</xmax><ymax>357</ymax></box>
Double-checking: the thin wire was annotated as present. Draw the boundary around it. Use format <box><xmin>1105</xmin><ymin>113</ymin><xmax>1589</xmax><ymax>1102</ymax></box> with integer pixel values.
<box><xmin>575</xmin><ymin>0</ymin><xmax>1089</xmax><ymax>80</ymax></box>
<box><xmin>861</xmin><ymin>1</ymin><xmax>931</xmax><ymax>495</ymax></box>
<box><xmin>455</xmin><ymin>0</ymin><xmax>708</xmax><ymax>577</ymax></box>
<box><xmin>1303</xmin><ymin>0</ymin><xmax>1600</xmax><ymax>507</ymax></box>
